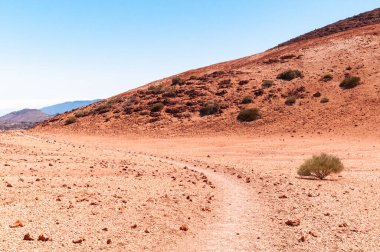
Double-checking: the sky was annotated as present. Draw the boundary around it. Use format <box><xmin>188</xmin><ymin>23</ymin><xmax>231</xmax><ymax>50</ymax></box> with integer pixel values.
<box><xmin>0</xmin><ymin>0</ymin><xmax>379</xmax><ymax>115</ymax></box>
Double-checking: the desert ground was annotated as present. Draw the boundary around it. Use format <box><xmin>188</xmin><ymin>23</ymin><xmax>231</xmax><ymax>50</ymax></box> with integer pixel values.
<box><xmin>0</xmin><ymin>131</ymin><xmax>379</xmax><ymax>251</ymax></box>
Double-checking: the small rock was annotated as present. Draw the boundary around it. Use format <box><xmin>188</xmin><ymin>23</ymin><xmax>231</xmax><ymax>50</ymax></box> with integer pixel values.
<box><xmin>313</xmin><ymin>92</ymin><xmax>321</xmax><ymax>97</ymax></box>
<box><xmin>107</xmin><ymin>239</ymin><xmax>112</xmax><ymax>244</ymax></box>
<box><xmin>10</xmin><ymin>220</ymin><xmax>24</xmax><ymax>228</ymax></box>
<box><xmin>285</xmin><ymin>219</ymin><xmax>300</xmax><ymax>227</ymax></box>
<box><xmin>279</xmin><ymin>195</ymin><xmax>288</xmax><ymax>199</ymax></box>
<box><xmin>309</xmin><ymin>230</ymin><xmax>318</xmax><ymax>237</ymax></box>
<box><xmin>180</xmin><ymin>224</ymin><xmax>189</xmax><ymax>231</ymax></box>
<box><xmin>73</xmin><ymin>238</ymin><xmax>85</xmax><ymax>244</ymax></box>
<box><xmin>298</xmin><ymin>235</ymin><xmax>306</xmax><ymax>242</ymax></box>
<box><xmin>38</xmin><ymin>234</ymin><xmax>50</xmax><ymax>242</ymax></box>
<box><xmin>23</xmin><ymin>233</ymin><xmax>34</xmax><ymax>241</ymax></box>
<box><xmin>131</xmin><ymin>224</ymin><xmax>137</xmax><ymax>229</ymax></box>
<box><xmin>339</xmin><ymin>222</ymin><xmax>348</xmax><ymax>228</ymax></box>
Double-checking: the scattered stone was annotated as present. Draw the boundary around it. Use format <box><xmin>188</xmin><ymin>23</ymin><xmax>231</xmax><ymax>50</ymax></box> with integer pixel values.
<box><xmin>313</xmin><ymin>92</ymin><xmax>321</xmax><ymax>97</ymax></box>
<box><xmin>23</xmin><ymin>233</ymin><xmax>34</xmax><ymax>241</ymax></box>
<box><xmin>10</xmin><ymin>220</ymin><xmax>24</xmax><ymax>228</ymax></box>
<box><xmin>180</xmin><ymin>224</ymin><xmax>189</xmax><ymax>231</ymax></box>
<box><xmin>245</xmin><ymin>177</ymin><xmax>251</xmax><ymax>183</ymax></box>
<box><xmin>73</xmin><ymin>238</ymin><xmax>85</xmax><ymax>244</ymax></box>
<box><xmin>298</xmin><ymin>235</ymin><xmax>306</xmax><ymax>242</ymax></box>
<box><xmin>285</xmin><ymin>219</ymin><xmax>300</xmax><ymax>227</ymax></box>
<box><xmin>38</xmin><ymin>234</ymin><xmax>50</xmax><ymax>242</ymax></box>
<box><xmin>309</xmin><ymin>230</ymin><xmax>318</xmax><ymax>237</ymax></box>
<box><xmin>339</xmin><ymin>222</ymin><xmax>348</xmax><ymax>228</ymax></box>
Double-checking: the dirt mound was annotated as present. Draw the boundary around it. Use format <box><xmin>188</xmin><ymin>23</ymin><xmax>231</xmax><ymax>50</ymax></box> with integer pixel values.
<box><xmin>277</xmin><ymin>8</ymin><xmax>380</xmax><ymax>47</ymax></box>
<box><xmin>34</xmin><ymin>16</ymin><xmax>380</xmax><ymax>137</ymax></box>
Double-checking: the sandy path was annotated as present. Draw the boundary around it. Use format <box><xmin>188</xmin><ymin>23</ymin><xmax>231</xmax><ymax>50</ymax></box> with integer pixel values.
<box><xmin>15</xmin><ymin>132</ymin><xmax>380</xmax><ymax>251</ymax></box>
<box><xmin>141</xmin><ymin>155</ymin><xmax>272</xmax><ymax>251</ymax></box>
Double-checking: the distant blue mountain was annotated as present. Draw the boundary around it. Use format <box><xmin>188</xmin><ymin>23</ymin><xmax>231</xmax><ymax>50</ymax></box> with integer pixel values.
<box><xmin>40</xmin><ymin>99</ymin><xmax>102</xmax><ymax>115</ymax></box>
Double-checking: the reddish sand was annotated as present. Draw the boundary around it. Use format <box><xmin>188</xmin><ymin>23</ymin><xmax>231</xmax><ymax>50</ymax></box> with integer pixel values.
<box><xmin>1</xmin><ymin>131</ymin><xmax>379</xmax><ymax>251</ymax></box>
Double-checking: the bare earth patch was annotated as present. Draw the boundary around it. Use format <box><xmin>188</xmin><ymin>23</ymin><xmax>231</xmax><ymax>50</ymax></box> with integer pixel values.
<box><xmin>0</xmin><ymin>131</ymin><xmax>379</xmax><ymax>251</ymax></box>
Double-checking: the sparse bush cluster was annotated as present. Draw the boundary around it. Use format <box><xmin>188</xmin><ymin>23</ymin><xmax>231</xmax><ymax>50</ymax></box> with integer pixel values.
<box><xmin>241</xmin><ymin>96</ymin><xmax>253</xmax><ymax>104</ymax></box>
<box><xmin>93</xmin><ymin>104</ymin><xmax>111</xmax><ymax>114</ymax></box>
<box><xmin>321</xmin><ymin>74</ymin><xmax>333</xmax><ymax>82</ymax></box>
<box><xmin>297</xmin><ymin>153</ymin><xmax>344</xmax><ymax>180</ymax></box>
<box><xmin>199</xmin><ymin>101</ymin><xmax>220</xmax><ymax>116</ymax></box>
<box><xmin>171</xmin><ymin>77</ymin><xmax>183</xmax><ymax>86</ymax></box>
<box><xmin>285</xmin><ymin>96</ymin><xmax>297</xmax><ymax>106</ymax></box>
<box><xmin>261</xmin><ymin>80</ymin><xmax>273</xmax><ymax>88</ymax></box>
<box><xmin>74</xmin><ymin>110</ymin><xmax>90</xmax><ymax>118</ymax></box>
<box><xmin>64</xmin><ymin>117</ymin><xmax>77</xmax><ymax>125</ymax></box>
<box><xmin>277</xmin><ymin>70</ymin><xmax>303</xmax><ymax>81</ymax></box>
<box><xmin>320</xmin><ymin>97</ymin><xmax>329</xmax><ymax>103</ymax></box>
<box><xmin>237</xmin><ymin>108</ymin><xmax>261</xmax><ymax>122</ymax></box>
<box><xmin>148</xmin><ymin>84</ymin><xmax>165</xmax><ymax>94</ymax></box>
<box><xmin>340</xmin><ymin>76</ymin><xmax>360</xmax><ymax>89</ymax></box>
<box><xmin>150</xmin><ymin>102</ymin><xmax>164</xmax><ymax>112</ymax></box>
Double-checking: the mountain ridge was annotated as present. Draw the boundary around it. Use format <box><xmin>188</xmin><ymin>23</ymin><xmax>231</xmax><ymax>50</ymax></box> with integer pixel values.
<box><xmin>41</xmin><ymin>99</ymin><xmax>102</xmax><ymax>115</ymax></box>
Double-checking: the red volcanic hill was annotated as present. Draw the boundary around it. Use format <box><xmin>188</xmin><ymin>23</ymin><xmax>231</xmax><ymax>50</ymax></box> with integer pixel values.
<box><xmin>34</xmin><ymin>8</ymin><xmax>380</xmax><ymax>137</ymax></box>
<box><xmin>0</xmin><ymin>109</ymin><xmax>50</xmax><ymax>130</ymax></box>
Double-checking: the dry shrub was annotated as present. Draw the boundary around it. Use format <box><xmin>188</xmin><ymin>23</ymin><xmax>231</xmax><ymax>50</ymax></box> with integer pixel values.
<box><xmin>297</xmin><ymin>153</ymin><xmax>344</xmax><ymax>179</ymax></box>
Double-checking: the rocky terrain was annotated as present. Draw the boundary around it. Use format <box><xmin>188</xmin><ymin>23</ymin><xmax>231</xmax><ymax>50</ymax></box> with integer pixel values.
<box><xmin>1</xmin><ymin>132</ymin><xmax>378</xmax><ymax>251</ymax></box>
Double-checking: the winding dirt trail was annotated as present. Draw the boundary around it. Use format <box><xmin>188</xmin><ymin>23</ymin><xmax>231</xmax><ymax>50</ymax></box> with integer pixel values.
<box><xmin>15</xmin><ymin>132</ymin><xmax>274</xmax><ymax>251</ymax></box>
<box><xmin>142</xmin><ymin>156</ymin><xmax>273</xmax><ymax>252</ymax></box>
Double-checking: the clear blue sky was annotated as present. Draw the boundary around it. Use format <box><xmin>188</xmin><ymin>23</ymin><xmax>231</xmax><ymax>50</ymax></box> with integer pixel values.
<box><xmin>0</xmin><ymin>0</ymin><xmax>378</xmax><ymax>115</ymax></box>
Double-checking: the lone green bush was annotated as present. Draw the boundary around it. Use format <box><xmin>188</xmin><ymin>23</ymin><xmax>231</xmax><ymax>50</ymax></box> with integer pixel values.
<box><xmin>199</xmin><ymin>101</ymin><xmax>220</xmax><ymax>116</ymax></box>
<box><xmin>237</xmin><ymin>108</ymin><xmax>261</xmax><ymax>122</ymax></box>
<box><xmin>277</xmin><ymin>70</ymin><xmax>303</xmax><ymax>81</ymax></box>
<box><xmin>339</xmin><ymin>76</ymin><xmax>360</xmax><ymax>89</ymax></box>
<box><xmin>297</xmin><ymin>153</ymin><xmax>344</xmax><ymax>180</ymax></box>
<box><xmin>64</xmin><ymin>117</ymin><xmax>77</xmax><ymax>125</ymax></box>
